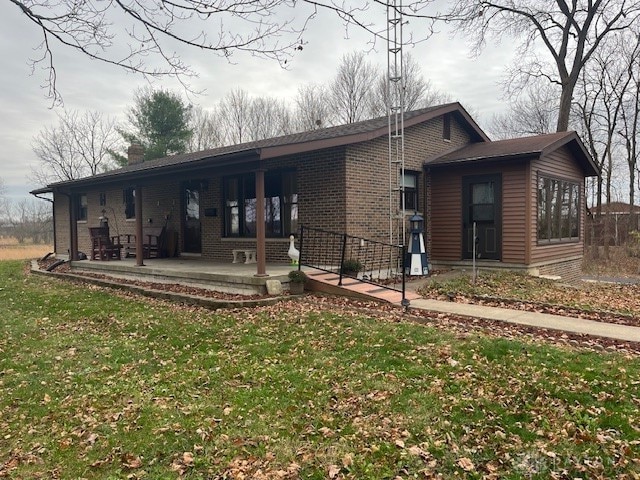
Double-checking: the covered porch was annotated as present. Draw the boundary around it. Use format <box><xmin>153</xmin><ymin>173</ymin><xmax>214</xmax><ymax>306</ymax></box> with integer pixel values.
<box><xmin>69</xmin><ymin>257</ymin><xmax>296</xmax><ymax>295</ymax></box>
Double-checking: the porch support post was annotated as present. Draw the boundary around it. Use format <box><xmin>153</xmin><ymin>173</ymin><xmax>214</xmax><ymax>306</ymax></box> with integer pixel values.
<box><xmin>255</xmin><ymin>168</ymin><xmax>268</xmax><ymax>277</ymax></box>
<box><xmin>69</xmin><ymin>193</ymin><xmax>78</xmax><ymax>261</ymax></box>
<box><xmin>135</xmin><ymin>185</ymin><xmax>144</xmax><ymax>266</ymax></box>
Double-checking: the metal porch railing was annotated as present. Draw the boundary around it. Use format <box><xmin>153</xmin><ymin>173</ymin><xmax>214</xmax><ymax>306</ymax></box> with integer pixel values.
<box><xmin>299</xmin><ymin>225</ymin><xmax>408</xmax><ymax>306</ymax></box>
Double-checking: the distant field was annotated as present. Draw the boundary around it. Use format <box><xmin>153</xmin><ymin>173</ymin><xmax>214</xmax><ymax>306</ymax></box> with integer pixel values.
<box><xmin>0</xmin><ymin>237</ymin><xmax>52</xmax><ymax>260</ymax></box>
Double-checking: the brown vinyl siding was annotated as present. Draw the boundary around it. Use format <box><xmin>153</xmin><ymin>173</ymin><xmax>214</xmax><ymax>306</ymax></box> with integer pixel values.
<box><xmin>429</xmin><ymin>160</ymin><xmax>528</xmax><ymax>263</ymax></box>
<box><xmin>529</xmin><ymin>146</ymin><xmax>585</xmax><ymax>264</ymax></box>
<box><xmin>429</xmin><ymin>167</ymin><xmax>463</xmax><ymax>260</ymax></box>
<box><xmin>501</xmin><ymin>162</ymin><xmax>527</xmax><ymax>264</ymax></box>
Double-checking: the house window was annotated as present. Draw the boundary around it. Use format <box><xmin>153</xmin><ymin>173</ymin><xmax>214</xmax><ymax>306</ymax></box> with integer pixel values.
<box><xmin>537</xmin><ymin>175</ymin><xmax>580</xmax><ymax>243</ymax></box>
<box><xmin>401</xmin><ymin>172</ymin><xmax>419</xmax><ymax>212</ymax></box>
<box><xmin>76</xmin><ymin>194</ymin><xmax>88</xmax><ymax>222</ymax></box>
<box><xmin>443</xmin><ymin>113</ymin><xmax>451</xmax><ymax>141</ymax></box>
<box><xmin>224</xmin><ymin>171</ymin><xmax>298</xmax><ymax>237</ymax></box>
<box><xmin>124</xmin><ymin>187</ymin><xmax>135</xmax><ymax>219</ymax></box>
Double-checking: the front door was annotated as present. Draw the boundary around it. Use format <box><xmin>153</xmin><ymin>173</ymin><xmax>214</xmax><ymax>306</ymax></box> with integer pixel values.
<box><xmin>462</xmin><ymin>174</ymin><xmax>502</xmax><ymax>260</ymax></box>
<box><xmin>182</xmin><ymin>181</ymin><xmax>202</xmax><ymax>254</ymax></box>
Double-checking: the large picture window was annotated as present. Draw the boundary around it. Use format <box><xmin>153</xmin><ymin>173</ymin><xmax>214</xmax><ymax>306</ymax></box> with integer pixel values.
<box><xmin>537</xmin><ymin>175</ymin><xmax>580</xmax><ymax>243</ymax></box>
<box><xmin>224</xmin><ymin>171</ymin><xmax>298</xmax><ymax>238</ymax></box>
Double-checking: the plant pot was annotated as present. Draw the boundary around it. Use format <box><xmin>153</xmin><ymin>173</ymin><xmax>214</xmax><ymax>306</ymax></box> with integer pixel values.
<box><xmin>289</xmin><ymin>281</ymin><xmax>304</xmax><ymax>295</ymax></box>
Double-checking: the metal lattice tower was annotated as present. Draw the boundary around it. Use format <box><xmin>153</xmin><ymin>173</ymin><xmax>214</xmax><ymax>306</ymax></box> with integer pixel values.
<box><xmin>387</xmin><ymin>0</ymin><xmax>406</xmax><ymax>247</ymax></box>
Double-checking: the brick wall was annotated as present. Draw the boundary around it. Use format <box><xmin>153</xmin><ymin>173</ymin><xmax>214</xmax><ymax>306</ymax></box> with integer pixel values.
<box><xmin>53</xmin><ymin>192</ymin><xmax>70</xmax><ymax>257</ymax></box>
<box><xmin>53</xmin><ymin>114</ymin><xmax>473</xmax><ymax>263</ymax></box>
<box><xmin>534</xmin><ymin>256</ymin><xmax>583</xmax><ymax>284</ymax></box>
<box><xmin>345</xmin><ymin>116</ymin><xmax>472</xmax><ymax>245</ymax></box>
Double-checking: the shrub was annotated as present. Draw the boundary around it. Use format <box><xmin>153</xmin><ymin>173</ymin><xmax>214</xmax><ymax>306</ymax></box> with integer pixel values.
<box><xmin>288</xmin><ymin>270</ymin><xmax>307</xmax><ymax>283</ymax></box>
<box><xmin>341</xmin><ymin>258</ymin><xmax>362</xmax><ymax>274</ymax></box>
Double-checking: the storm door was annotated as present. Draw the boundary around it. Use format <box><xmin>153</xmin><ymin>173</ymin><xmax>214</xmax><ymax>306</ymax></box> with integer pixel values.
<box><xmin>462</xmin><ymin>174</ymin><xmax>502</xmax><ymax>260</ymax></box>
<box><xmin>182</xmin><ymin>181</ymin><xmax>202</xmax><ymax>254</ymax></box>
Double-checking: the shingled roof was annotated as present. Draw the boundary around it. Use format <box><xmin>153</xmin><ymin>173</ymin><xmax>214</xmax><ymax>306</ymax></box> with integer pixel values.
<box><xmin>426</xmin><ymin>130</ymin><xmax>599</xmax><ymax>176</ymax></box>
<box><xmin>33</xmin><ymin>102</ymin><xmax>488</xmax><ymax>193</ymax></box>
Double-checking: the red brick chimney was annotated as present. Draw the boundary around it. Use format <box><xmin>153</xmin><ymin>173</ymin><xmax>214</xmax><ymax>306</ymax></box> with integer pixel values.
<box><xmin>127</xmin><ymin>144</ymin><xmax>144</xmax><ymax>165</ymax></box>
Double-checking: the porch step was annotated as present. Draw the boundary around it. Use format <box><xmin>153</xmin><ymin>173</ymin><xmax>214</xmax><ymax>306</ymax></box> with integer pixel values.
<box><xmin>305</xmin><ymin>268</ymin><xmax>420</xmax><ymax>305</ymax></box>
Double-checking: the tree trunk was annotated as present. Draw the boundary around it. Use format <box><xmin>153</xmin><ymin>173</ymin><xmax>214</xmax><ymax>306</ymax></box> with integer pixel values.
<box><xmin>556</xmin><ymin>83</ymin><xmax>574</xmax><ymax>132</ymax></box>
<box><xmin>630</xmin><ymin>177</ymin><xmax>637</xmax><ymax>236</ymax></box>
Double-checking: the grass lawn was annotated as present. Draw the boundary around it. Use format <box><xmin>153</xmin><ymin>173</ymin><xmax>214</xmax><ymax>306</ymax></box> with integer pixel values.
<box><xmin>1</xmin><ymin>260</ymin><xmax>639</xmax><ymax>479</ymax></box>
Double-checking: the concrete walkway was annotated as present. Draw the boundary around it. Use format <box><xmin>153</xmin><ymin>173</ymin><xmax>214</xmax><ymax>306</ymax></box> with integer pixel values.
<box><xmin>307</xmin><ymin>269</ymin><xmax>640</xmax><ymax>343</ymax></box>
<box><xmin>409</xmin><ymin>298</ymin><xmax>640</xmax><ymax>343</ymax></box>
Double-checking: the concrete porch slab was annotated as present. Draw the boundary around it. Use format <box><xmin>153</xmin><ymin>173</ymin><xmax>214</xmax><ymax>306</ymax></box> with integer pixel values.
<box><xmin>69</xmin><ymin>257</ymin><xmax>297</xmax><ymax>295</ymax></box>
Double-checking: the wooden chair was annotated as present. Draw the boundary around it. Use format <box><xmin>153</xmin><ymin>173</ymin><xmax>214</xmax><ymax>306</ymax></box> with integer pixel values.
<box><xmin>120</xmin><ymin>226</ymin><xmax>166</xmax><ymax>259</ymax></box>
<box><xmin>143</xmin><ymin>226</ymin><xmax>166</xmax><ymax>258</ymax></box>
<box><xmin>89</xmin><ymin>227</ymin><xmax>122</xmax><ymax>261</ymax></box>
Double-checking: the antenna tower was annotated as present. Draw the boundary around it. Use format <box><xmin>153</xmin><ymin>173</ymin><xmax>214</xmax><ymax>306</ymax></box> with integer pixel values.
<box><xmin>387</xmin><ymin>1</ymin><xmax>406</xmax><ymax>246</ymax></box>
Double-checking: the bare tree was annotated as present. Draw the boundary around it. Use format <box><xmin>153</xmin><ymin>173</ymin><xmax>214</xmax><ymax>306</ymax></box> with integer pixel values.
<box><xmin>368</xmin><ymin>53</ymin><xmax>447</xmax><ymax>117</ymax></box>
<box><xmin>11</xmin><ymin>0</ymin><xmax>307</xmax><ymax>104</ymax></box>
<box><xmin>31</xmin><ymin>110</ymin><xmax>121</xmax><ymax>186</ymax></box>
<box><xmin>293</xmin><ymin>84</ymin><xmax>334</xmax><ymax>131</ymax></box>
<box><xmin>8</xmin><ymin>198</ymin><xmax>53</xmax><ymax>244</ymax></box>
<box><xmin>11</xmin><ymin>1</ymin><xmax>441</xmax><ymax>104</ymax></box>
<box><xmin>572</xmin><ymin>31</ymin><xmax>638</xmax><ymax>256</ymax></box>
<box><xmin>248</xmin><ymin>97</ymin><xmax>294</xmax><ymax>141</ymax></box>
<box><xmin>330</xmin><ymin>51</ymin><xmax>378</xmax><ymax>124</ymax></box>
<box><xmin>219</xmin><ymin>89</ymin><xmax>252</xmax><ymax>144</ymax></box>
<box><xmin>0</xmin><ymin>178</ymin><xmax>7</xmax><ymax>225</ymax></box>
<box><xmin>188</xmin><ymin>106</ymin><xmax>223</xmax><ymax>152</ymax></box>
<box><xmin>617</xmin><ymin>33</ymin><xmax>640</xmax><ymax>230</ymax></box>
<box><xmin>490</xmin><ymin>81</ymin><xmax>558</xmax><ymax>139</ymax></box>
<box><xmin>447</xmin><ymin>0</ymin><xmax>640</xmax><ymax>132</ymax></box>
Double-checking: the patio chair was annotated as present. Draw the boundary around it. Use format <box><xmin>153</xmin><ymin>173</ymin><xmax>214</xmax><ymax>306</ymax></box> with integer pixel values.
<box><xmin>89</xmin><ymin>227</ymin><xmax>122</xmax><ymax>261</ymax></box>
<box><xmin>119</xmin><ymin>226</ymin><xmax>166</xmax><ymax>259</ymax></box>
<box><xmin>142</xmin><ymin>226</ymin><xmax>165</xmax><ymax>258</ymax></box>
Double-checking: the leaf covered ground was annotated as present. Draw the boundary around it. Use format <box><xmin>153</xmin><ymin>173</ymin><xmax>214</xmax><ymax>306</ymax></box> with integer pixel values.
<box><xmin>419</xmin><ymin>270</ymin><xmax>640</xmax><ymax>324</ymax></box>
<box><xmin>1</xmin><ymin>261</ymin><xmax>640</xmax><ymax>479</ymax></box>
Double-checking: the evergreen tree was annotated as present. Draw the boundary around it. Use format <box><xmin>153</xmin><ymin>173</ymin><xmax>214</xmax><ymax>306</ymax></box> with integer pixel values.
<box><xmin>118</xmin><ymin>88</ymin><xmax>193</xmax><ymax>163</ymax></box>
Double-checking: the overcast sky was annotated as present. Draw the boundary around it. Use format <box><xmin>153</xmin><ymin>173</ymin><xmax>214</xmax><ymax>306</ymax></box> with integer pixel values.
<box><xmin>0</xmin><ymin>2</ymin><xmax>517</xmax><ymax>205</ymax></box>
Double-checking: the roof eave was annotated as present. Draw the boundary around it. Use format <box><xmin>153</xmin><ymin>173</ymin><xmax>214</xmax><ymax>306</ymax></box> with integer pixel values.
<box><xmin>540</xmin><ymin>132</ymin><xmax>600</xmax><ymax>177</ymax></box>
<box><xmin>45</xmin><ymin>149</ymin><xmax>262</xmax><ymax>191</ymax></box>
<box><xmin>30</xmin><ymin>187</ymin><xmax>53</xmax><ymax>195</ymax></box>
<box><xmin>427</xmin><ymin>151</ymin><xmax>537</xmax><ymax>167</ymax></box>
<box><xmin>260</xmin><ymin>102</ymin><xmax>490</xmax><ymax>159</ymax></box>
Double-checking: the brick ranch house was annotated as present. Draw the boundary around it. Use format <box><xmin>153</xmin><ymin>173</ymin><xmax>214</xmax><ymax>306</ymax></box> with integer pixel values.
<box><xmin>32</xmin><ymin>102</ymin><xmax>599</xmax><ymax>281</ymax></box>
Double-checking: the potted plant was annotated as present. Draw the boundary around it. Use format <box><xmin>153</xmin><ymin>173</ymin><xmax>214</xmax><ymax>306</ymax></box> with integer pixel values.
<box><xmin>341</xmin><ymin>258</ymin><xmax>362</xmax><ymax>276</ymax></box>
<box><xmin>288</xmin><ymin>270</ymin><xmax>307</xmax><ymax>294</ymax></box>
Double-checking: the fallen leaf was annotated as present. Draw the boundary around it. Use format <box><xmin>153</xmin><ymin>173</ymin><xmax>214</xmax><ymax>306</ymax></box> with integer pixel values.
<box><xmin>328</xmin><ymin>464</ymin><xmax>340</xmax><ymax>478</ymax></box>
<box><xmin>457</xmin><ymin>457</ymin><xmax>475</xmax><ymax>472</ymax></box>
<box><xmin>182</xmin><ymin>451</ymin><xmax>194</xmax><ymax>466</ymax></box>
<box><xmin>408</xmin><ymin>445</ymin><xmax>428</xmax><ymax>457</ymax></box>
<box><xmin>121</xmin><ymin>453</ymin><xmax>142</xmax><ymax>469</ymax></box>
